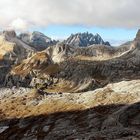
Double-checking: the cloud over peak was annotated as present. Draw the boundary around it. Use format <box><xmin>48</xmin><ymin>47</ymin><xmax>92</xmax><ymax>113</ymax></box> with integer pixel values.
<box><xmin>0</xmin><ymin>0</ymin><xmax>140</xmax><ymax>30</ymax></box>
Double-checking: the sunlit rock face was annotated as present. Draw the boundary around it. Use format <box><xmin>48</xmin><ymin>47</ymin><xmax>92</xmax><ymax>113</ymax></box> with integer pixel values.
<box><xmin>0</xmin><ymin>30</ymin><xmax>35</xmax><ymax>65</ymax></box>
<box><xmin>0</xmin><ymin>30</ymin><xmax>36</xmax><ymax>87</ymax></box>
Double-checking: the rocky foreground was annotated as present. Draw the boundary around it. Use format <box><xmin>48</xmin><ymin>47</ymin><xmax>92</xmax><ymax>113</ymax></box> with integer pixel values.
<box><xmin>0</xmin><ymin>80</ymin><xmax>140</xmax><ymax>139</ymax></box>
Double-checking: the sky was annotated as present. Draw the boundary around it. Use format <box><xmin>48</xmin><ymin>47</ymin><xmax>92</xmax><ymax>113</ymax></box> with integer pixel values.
<box><xmin>0</xmin><ymin>0</ymin><xmax>140</xmax><ymax>45</ymax></box>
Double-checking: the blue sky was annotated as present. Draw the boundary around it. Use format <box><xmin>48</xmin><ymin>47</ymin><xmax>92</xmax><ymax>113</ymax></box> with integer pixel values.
<box><xmin>32</xmin><ymin>25</ymin><xmax>137</xmax><ymax>46</ymax></box>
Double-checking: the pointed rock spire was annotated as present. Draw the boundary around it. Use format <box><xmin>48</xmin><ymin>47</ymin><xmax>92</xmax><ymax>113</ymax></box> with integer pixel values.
<box><xmin>131</xmin><ymin>29</ymin><xmax>140</xmax><ymax>49</ymax></box>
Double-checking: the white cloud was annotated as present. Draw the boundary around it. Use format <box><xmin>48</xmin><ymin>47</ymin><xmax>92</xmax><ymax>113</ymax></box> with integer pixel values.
<box><xmin>0</xmin><ymin>0</ymin><xmax>140</xmax><ymax>30</ymax></box>
<box><xmin>9</xmin><ymin>18</ymin><xmax>29</xmax><ymax>31</ymax></box>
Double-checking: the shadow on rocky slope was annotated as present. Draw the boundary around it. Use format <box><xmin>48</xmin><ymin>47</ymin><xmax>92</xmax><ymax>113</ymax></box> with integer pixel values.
<box><xmin>0</xmin><ymin>66</ymin><xmax>11</xmax><ymax>87</ymax></box>
<box><xmin>0</xmin><ymin>102</ymin><xmax>140</xmax><ymax>140</ymax></box>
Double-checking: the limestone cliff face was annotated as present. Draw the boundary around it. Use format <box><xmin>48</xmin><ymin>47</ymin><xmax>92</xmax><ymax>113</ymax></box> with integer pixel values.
<box><xmin>46</xmin><ymin>43</ymin><xmax>75</xmax><ymax>63</ymax></box>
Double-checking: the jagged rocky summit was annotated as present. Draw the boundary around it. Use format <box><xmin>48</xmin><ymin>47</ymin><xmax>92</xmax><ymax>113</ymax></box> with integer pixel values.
<box><xmin>64</xmin><ymin>32</ymin><xmax>110</xmax><ymax>47</ymax></box>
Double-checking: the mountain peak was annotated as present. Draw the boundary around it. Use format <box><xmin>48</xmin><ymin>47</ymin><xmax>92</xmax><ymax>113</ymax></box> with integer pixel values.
<box><xmin>3</xmin><ymin>30</ymin><xmax>16</xmax><ymax>39</ymax></box>
<box><xmin>64</xmin><ymin>32</ymin><xmax>110</xmax><ymax>47</ymax></box>
<box><xmin>131</xmin><ymin>29</ymin><xmax>140</xmax><ymax>49</ymax></box>
<box><xmin>135</xmin><ymin>29</ymin><xmax>140</xmax><ymax>41</ymax></box>
<box><xmin>19</xmin><ymin>31</ymin><xmax>57</xmax><ymax>51</ymax></box>
<box><xmin>32</xmin><ymin>31</ymin><xmax>50</xmax><ymax>38</ymax></box>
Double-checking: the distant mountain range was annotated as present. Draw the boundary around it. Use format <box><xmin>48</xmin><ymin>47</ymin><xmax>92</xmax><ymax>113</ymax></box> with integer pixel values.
<box><xmin>18</xmin><ymin>31</ymin><xmax>110</xmax><ymax>51</ymax></box>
